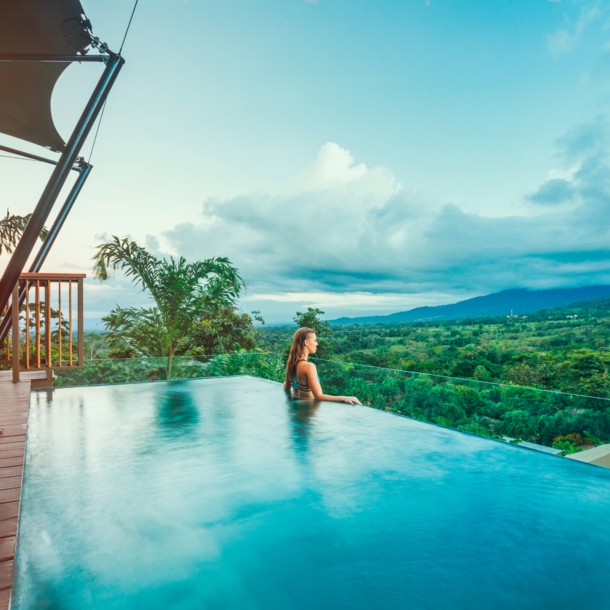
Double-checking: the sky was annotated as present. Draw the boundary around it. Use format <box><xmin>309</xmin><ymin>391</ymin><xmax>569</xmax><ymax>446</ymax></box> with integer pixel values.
<box><xmin>1</xmin><ymin>0</ymin><xmax>610</xmax><ymax>325</ymax></box>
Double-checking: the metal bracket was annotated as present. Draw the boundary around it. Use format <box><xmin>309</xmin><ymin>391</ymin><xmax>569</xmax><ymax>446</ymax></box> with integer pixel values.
<box><xmin>89</xmin><ymin>37</ymin><xmax>112</xmax><ymax>57</ymax></box>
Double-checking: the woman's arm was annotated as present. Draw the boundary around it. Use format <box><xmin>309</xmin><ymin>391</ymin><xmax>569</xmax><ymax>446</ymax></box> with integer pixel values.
<box><xmin>283</xmin><ymin>373</ymin><xmax>291</xmax><ymax>392</ymax></box>
<box><xmin>305</xmin><ymin>362</ymin><xmax>361</xmax><ymax>405</ymax></box>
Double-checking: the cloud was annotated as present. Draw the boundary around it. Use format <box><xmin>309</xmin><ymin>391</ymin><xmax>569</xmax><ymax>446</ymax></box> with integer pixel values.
<box><xmin>556</xmin><ymin>116</ymin><xmax>607</xmax><ymax>161</ymax></box>
<box><xmin>527</xmin><ymin>179</ymin><xmax>577</xmax><ymax>205</ymax></box>
<box><xmin>546</xmin><ymin>0</ymin><xmax>608</xmax><ymax>57</ymax></box>
<box><xmin>160</xmin><ymin>130</ymin><xmax>610</xmax><ymax>322</ymax></box>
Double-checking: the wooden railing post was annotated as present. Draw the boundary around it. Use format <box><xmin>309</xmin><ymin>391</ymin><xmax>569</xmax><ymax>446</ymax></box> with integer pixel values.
<box><xmin>45</xmin><ymin>280</ymin><xmax>51</xmax><ymax>368</ymax></box>
<box><xmin>78</xmin><ymin>277</ymin><xmax>84</xmax><ymax>367</ymax></box>
<box><xmin>58</xmin><ymin>280</ymin><xmax>62</xmax><ymax>367</ymax></box>
<box><xmin>25</xmin><ymin>279</ymin><xmax>29</xmax><ymax>370</ymax></box>
<box><xmin>12</xmin><ymin>283</ymin><xmax>19</xmax><ymax>383</ymax></box>
<box><xmin>35</xmin><ymin>279</ymin><xmax>40</xmax><ymax>369</ymax></box>
<box><xmin>68</xmin><ymin>280</ymin><xmax>73</xmax><ymax>366</ymax></box>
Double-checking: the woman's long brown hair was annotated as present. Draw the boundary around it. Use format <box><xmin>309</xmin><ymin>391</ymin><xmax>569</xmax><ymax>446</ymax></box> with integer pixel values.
<box><xmin>285</xmin><ymin>327</ymin><xmax>315</xmax><ymax>382</ymax></box>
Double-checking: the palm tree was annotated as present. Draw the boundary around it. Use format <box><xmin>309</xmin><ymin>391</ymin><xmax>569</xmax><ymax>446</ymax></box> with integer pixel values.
<box><xmin>93</xmin><ymin>236</ymin><xmax>245</xmax><ymax>379</ymax></box>
<box><xmin>0</xmin><ymin>210</ymin><xmax>48</xmax><ymax>254</ymax></box>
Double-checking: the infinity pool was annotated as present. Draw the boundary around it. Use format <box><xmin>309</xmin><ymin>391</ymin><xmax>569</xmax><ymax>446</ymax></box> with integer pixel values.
<box><xmin>12</xmin><ymin>376</ymin><xmax>610</xmax><ymax>609</ymax></box>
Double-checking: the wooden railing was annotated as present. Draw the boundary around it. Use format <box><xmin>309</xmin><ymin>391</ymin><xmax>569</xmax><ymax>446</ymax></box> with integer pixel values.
<box><xmin>0</xmin><ymin>273</ymin><xmax>85</xmax><ymax>383</ymax></box>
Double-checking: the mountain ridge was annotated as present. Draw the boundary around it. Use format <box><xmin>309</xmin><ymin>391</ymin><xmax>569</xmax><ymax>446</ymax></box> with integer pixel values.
<box><xmin>330</xmin><ymin>285</ymin><xmax>610</xmax><ymax>326</ymax></box>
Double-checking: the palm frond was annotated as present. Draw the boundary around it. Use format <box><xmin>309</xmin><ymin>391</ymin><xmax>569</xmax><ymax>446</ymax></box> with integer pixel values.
<box><xmin>93</xmin><ymin>236</ymin><xmax>161</xmax><ymax>295</ymax></box>
<box><xmin>0</xmin><ymin>211</ymin><xmax>48</xmax><ymax>255</ymax></box>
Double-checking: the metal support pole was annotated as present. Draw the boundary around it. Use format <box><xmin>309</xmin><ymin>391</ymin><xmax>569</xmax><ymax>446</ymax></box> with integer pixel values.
<box><xmin>12</xmin><ymin>283</ymin><xmax>19</xmax><ymax>383</ymax></box>
<box><xmin>0</xmin><ymin>144</ymin><xmax>76</xmax><ymax>169</ymax></box>
<box><xmin>28</xmin><ymin>163</ymin><xmax>93</xmax><ymax>272</ymax></box>
<box><xmin>0</xmin><ymin>52</ymin><xmax>124</xmax><ymax>315</ymax></box>
<box><xmin>0</xmin><ymin>54</ymin><xmax>106</xmax><ymax>63</ymax></box>
<box><xmin>0</xmin><ymin>163</ymin><xmax>92</xmax><ymax>342</ymax></box>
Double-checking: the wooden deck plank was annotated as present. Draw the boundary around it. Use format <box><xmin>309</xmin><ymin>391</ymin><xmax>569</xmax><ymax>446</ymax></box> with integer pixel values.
<box><xmin>0</xmin><ymin>503</ymin><xmax>19</xmax><ymax>522</ymax></box>
<box><xmin>0</xmin><ymin>410</ymin><xmax>28</xmax><ymax>420</ymax></box>
<box><xmin>0</xmin><ymin>585</ymin><xmax>10</xmax><ymax>610</ymax></box>
<box><xmin>0</xmin><ymin>445</ymin><xmax>25</xmax><ymax>455</ymax></box>
<box><xmin>0</xmin><ymin>489</ymin><xmax>21</xmax><ymax>505</ymax></box>
<box><xmin>0</xmin><ymin>478</ymin><xmax>22</xmax><ymax>492</ymax></box>
<box><xmin>0</xmin><ymin>421</ymin><xmax>26</xmax><ymax>430</ymax></box>
<box><xmin>0</xmin><ymin>424</ymin><xmax>27</xmax><ymax>433</ymax></box>
<box><xmin>0</xmin><ymin>539</ymin><xmax>15</xmax><ymax>564</ymax></box>
<box><xmin>0</xmin><ymin>436</ymin><xmax>25</xmax><ymax>449</ymax></box>
<box><xmin>0</xmin><ymin>370</ymin><xmax>46</xmax><ymax>382</ymax></box>
<box><xmin>0</xmin><ymin>520</ymin><xmax>18</xmax><ymax>540</ymax></box>
<box><xmin>0</xmin><ymin>458</ymin><xmax>23</xmax><ymax>469</ymax></box>
<box><xmin>0</xmin><ymin>446</ymin><xmax>24</xmax><ymax>459</ymax></box>
<box><xmin>0</xmin><ymin>409</ymin><xmax>28</xmax><ymax>420</ymax></box>
<box><xmin>0</xmin><ymin>467</ymin><xmax>22</xmax><ymax>480</ymax></box>
<box><xmin>0</xmin><ymin>560</ymin><xmax>14</xmax><ymax>590</ymax></box>
<box><xmin>0</xmin><ymin>376</ymin><xmax>32</xmax><ymax>608</ymax></box>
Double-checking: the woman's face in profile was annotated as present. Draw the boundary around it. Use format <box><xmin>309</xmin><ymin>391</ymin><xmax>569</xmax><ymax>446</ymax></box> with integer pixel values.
<box><xmin>305</xmin><ymin>333</ymin><xmax>318</xmax><ymax>354</ymax></box>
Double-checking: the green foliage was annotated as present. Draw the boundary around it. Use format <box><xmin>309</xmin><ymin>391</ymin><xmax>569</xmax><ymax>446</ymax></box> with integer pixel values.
<box><xmin>93</xmin><ymin>236</ymin><xmax>245</xmax><ymax>378</ymax></box>
<box><xmin>552</xmin><ymin>438</ymin><xmax>582</xmax><ymax>456</ymax></box>
<box><xmin>54</xmin><ymin>353</ymin><xmax>285</xmax><ymax>388</ymax></box>
<box><xmin>294</xmin><ymin>307</ymin><xmax>331</xmax><ymax>335</ymax></box>
<box><xmin>473</xmin><ymin>365</ymin><xmax>492</xmax><ymax>381</ymax></box>
<box><xmin>497</xmin><ymin>410</ymin><xmax>539</xmax><ymax>441</ymax></box>
<box><xmin>0</xmin><ymin>210</ymin><xmax>48</xmax><ymax>255</ymax></box>
<box><xmin>557</xmin><ymin>349</ymin><xmax>610</xmax><ymax>396</ymax></box>
<box><xmin>457</xmin><ymin>423</ymin><xmax>500</xmax><ymax>439</ymax></box>
<box><xmin>293</xmin><ymin>307</ymin><xmax>333</xmax><ymax>358</ymax></box>
<box><xmin>179</xmin><ymin>307</ymin><xmax>260</xmax><ymax>355</ymax></box>
<box><xmin>83</xmin><ymin>333</ymin><xmax>109</xmax><ymax>360</ymax></box>
<box><xmin>504</xmin><ymin>363</ymin><xmax>542</xmax><ymax>386</ymax></box>
<box><xmin>584</xmin><ymin>431</ymin><xmax>605</xmax><ymax>446</ymax></box>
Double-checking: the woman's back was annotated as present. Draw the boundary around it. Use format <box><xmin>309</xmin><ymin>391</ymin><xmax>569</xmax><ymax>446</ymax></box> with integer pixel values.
<box><xmin>292</xmin><ymin>360</ymin><xmax>313</xmax><ymax>393</ymax></box>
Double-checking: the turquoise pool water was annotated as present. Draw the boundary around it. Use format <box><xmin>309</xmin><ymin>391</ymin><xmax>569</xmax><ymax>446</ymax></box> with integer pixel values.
<box><xmin>12</xmin><ymin>376</ymin><xmax>610</xmax><ymax>609</ymax></box>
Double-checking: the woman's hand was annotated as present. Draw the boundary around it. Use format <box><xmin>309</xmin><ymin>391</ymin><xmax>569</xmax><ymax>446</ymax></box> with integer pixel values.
<box><xmin>341</xmin><ymin>396</ymin><xmax>362</xmax><ymax>405</ymax></box>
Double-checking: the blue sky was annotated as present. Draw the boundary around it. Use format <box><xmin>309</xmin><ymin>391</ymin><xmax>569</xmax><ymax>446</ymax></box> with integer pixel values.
<box><xmin>1</xmin><ymin>0</ymin><xmax>610</xmax><ymax>324</ymax></box>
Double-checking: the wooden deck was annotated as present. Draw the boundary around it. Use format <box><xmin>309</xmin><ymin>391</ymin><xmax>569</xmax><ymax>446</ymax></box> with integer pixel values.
<box><xmin>0</xmin><ymin>371</ymin><xmax>46</xmax><ymax>609</ymax></box>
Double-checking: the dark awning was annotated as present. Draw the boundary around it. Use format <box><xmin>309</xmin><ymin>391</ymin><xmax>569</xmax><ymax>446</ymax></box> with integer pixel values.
<box><xmin>0</xmin><ymin>0</ymin><xmax>92</xmax><ymax>151</ymax></box>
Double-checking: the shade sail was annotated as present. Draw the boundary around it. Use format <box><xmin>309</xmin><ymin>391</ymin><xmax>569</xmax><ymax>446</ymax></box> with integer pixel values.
<box><xmin>0</xmin><ymin>0</ymin><xmax>92</xmax><ymax>151</ymax></box>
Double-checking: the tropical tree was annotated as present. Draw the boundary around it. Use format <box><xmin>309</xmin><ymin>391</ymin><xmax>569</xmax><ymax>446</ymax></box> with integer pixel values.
<box><xmin>294</xmin><ymin>307</ymin><xmax>334</xmax><ymax>358</ymax></box>
<box><xmin>93</xmin><ymin>236</ymin><xmax>245</xmax><ymax>378</ymax></box>
<box><xmin>0</xmin><ymin>210</ymin><xmax>48</xmax><ymax>254</ymax></box>
<box><xmin>294</xmin><ymin>307</ymin><xmax>331</xmax><ymax>335</ymax></box>
<box><xmin>179</xmin><ymin>307</ymin><xmax>263</xmax><ymax>355</ymax></box>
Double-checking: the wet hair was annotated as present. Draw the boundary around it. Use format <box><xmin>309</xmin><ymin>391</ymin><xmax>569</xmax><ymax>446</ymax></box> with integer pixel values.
<box><xmin>285</xmin><ymin>327</ymin><xmax>315</xmax><ymax>382</ymax></box>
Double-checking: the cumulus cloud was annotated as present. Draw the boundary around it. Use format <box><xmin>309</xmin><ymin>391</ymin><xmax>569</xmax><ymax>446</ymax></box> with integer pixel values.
<box><xmin>160</xmin><ymin>128</ymin><xmax>610</xmax><ymax>321</ymax></box>
<box><xmin>527</xmin><ymin>179</ymin><xmax>577</xmax><ymax>205</ymax></box>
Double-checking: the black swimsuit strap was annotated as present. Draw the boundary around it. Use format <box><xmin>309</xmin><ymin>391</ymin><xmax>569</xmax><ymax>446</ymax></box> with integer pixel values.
<box><xmin>294</xmin><ymin>360</ymin><xmax>311</xmax><ymax>391</ymax></box>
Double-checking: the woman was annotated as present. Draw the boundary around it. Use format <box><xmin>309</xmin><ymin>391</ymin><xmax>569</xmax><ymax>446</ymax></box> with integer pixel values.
<box><xmin>283</xmin><ymin>327</ymin><xmax>361</xmax><ymax>404</ymax></box>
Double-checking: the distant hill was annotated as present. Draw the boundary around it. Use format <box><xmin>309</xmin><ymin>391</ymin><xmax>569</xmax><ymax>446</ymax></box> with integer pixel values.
<box><xmin>331</xmin><ymin>286</ymin><xmax>610</xmax><ymax>326</ymax></box>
